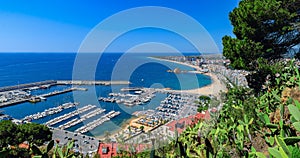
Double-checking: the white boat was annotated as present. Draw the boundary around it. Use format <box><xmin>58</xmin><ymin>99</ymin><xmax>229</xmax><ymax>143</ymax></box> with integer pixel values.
<box><xmin>39</xmin><ymin>96</ymin><xmax>47</xmax><ymax>100</ymax></box>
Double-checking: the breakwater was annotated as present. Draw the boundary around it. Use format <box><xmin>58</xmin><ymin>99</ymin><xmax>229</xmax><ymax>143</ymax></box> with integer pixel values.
<box><xmin>56</xmin><ymin>80</ymin><xmax>131</xmax><ymax>86</ymax></box>
<box><xmin>0</xmin><ymin>80</ymin><xmax>56</xmax><ymax>92</ymax></box>
<box><xmin>0</xmin><ymin>80</ymin><xmax>130</xmax><ymax>92</ymax></box>
<box><xmin>0</xmin><ymin>87</ymin><xmax>81</xmax><ymax>108</ymax></box>
<box><xmin>0</xmin><ymin>80</ymin><xmax>130</xmax><ymax>108</ymax></box>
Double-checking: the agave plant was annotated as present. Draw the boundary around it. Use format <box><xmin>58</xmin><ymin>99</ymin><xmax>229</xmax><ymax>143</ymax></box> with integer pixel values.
<box><xmin>31</xmin><ymin>140</ymin><xmax>54</xmax><ymax>158</ymax></box>
<box><xmin>53</xmin><ymin>140</ymin><xmax>76</xmax><ymax>158</ymax></box>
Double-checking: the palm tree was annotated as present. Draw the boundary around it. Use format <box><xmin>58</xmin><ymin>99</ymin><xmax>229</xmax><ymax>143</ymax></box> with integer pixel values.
<box><xmin>127</xmin><ymin>126</ymin><xmax>132</xmax><ymax>136</ymax></box>
<box><xmin>140</xmin><ymin>134</ymin><xmax>146</xmax><ymax>143</ymax></box>
<box><xmin>139</xmin><ymin>126</ymin><xmax>144</xmax><ymax>132</ymax></box>
<box><xmin>104</xmin><ymin>131</ymin><xmax>111</xmax><ymax>143</ymax></box>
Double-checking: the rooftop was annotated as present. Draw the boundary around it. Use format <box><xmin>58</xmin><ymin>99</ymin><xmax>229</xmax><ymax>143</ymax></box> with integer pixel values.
<box><xmin>165</xmin><ymin>110</ymin><xmax>210</xmax><ymax>134</ymax></box>
<box><xmin>98</xmin><ymin>143</ymin><xmax>151</xmax><ymax>158</ymax></box>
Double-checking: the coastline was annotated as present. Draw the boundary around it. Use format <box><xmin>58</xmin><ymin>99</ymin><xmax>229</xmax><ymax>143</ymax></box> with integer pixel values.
<box><xmin>96</xmin><ymin>116</ymin><xmax>138</xmax><ymax>140</ymax></box>
<box><xmin>148</xmin><ymin>57</ymin><xmax>227</xmax><ymax>97</ymax></box>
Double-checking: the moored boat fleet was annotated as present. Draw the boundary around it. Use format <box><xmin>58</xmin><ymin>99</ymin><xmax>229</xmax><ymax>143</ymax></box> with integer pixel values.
<box><xmin>98</xmin><ymin>88</ymin><xmax>156</xmax><ymax>106</ymax></box>
<box><xmin>58</xmin><ymin>108</ymin><xmax>106</xmax><ymax>130</ymax></box>
<box><xmin>45</xmin><ymin>104</ymin><xmax>96</xmax><ymax>126</ymax></box>
<box><xmin>23</xmin><ymin>102</ymin><xmax>79</xmax><ymax>121</ymax></box>
<box><xmin>75</xmin><ymin>110</ymin><xmax>121</xmax><ymax>134</ymax></box>
<box><xmin>23</xmin><ymin>101</ymin><xmax>122</xmax><ymax>134</ymax></box>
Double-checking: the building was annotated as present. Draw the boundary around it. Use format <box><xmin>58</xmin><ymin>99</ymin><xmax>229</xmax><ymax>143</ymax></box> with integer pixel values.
<box><xmin>98</xmin><ymin>143</ymin><xmax>151</xmax><ymax>158</ymax></box>
<box><xmin>165</xmin><ymin>110</ymin><xmax>210</xmax><ymax>137</ymax></box>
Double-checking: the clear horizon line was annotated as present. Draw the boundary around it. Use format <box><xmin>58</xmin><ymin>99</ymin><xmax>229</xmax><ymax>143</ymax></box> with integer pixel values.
<box><xmin>0</xmin><ymin>51</ymin><xmax>222</xmax><ymax>54</ymax></box>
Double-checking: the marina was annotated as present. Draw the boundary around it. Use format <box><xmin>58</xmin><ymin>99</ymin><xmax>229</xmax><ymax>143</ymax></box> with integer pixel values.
<box><xmin>23</xmin><ymin>102</ymin><xmax>79</xmax><ymax>121</ymax></box>
<box><xmin>0</xmin><ymin>61</ymin><xmax>207</xmax><ymax>139</ymax></box>
<box><xmin>0</xmin><ymin>80</ymin><xmax>130</xmax><ymax>108</ymax></box>
<box><xmin>0</xmin><ymin>87</ymin><xmax>83</xmax><ymax>107</ymax></box>
<box><xmin>75</xmin><ymin>110</ymin><xmax>121</xmax><ymax>134</ymax></box>
<box><xmin>99</xmin><ymin>88</ymin><xmax>156</xmax><ymax>106</ymax></box>
<box><xmin>58</xmin><ymin>108</ymin><xmax>106</xmax><ymax>130</ymax></box>
<box><xmin>1</xmin><ymin>81</ymin><xmax>200</xmax><ymax>139</ymax></box>
<box><xmin>0</xmin><ymin>80</ymin><xmax>57</xmax><ymax>92</ymax></box>
<box><xmin>45</xmin><ymin>104</ymin><xmax>97</xmax><ymax>126</ymax></box>
<box><xmin>56</xmin><ymin>80</ymin><xmax>131</xmax><ymax>86</ymax></box>
<box><xmin>0</xmin><ymin>80</ymin><xmax>130</xmax><ymax>93</ymax></box>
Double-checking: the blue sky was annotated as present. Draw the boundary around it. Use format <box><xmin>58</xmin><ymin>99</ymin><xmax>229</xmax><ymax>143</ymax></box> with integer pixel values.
<box><xmin>0</xmin><ymin>0</ymin><xmax>239</xmax><ymax>53</ymax></box>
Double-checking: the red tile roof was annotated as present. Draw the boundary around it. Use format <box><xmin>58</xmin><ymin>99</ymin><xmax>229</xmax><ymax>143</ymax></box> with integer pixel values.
<box><xmin>18</xmin><ymin>142</ymin><xmax>29</xmax><ymax>149</ymax></box>
<box><xmin>166</xmin><ymin>111</ymin><xmax>210</xmax><ymax>134</ymax></box>
<box><xmin>97</xmin><ymin>143</ymin><xmax>151</xmax><ymax>158</ymax></box>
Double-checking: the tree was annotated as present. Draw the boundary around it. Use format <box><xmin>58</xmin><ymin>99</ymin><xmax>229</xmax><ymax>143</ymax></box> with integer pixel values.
<box><xmin>223</xmin><ymin>0</ymin><xmax>300</xmax><ymax>70</ymax></box>
<box><xmin>0</xmin><ymin>120</ymin><xmax>21</xmax><ymax>148</ymax></box>
<box><xmin>31</xmin><ymin>140</ymin><xmax>54</xmax><ymax>158</ymax></box>
<box><xmin>0</xmin><ymin>121</ymin><xmax>52</xmax><ymax>157</ymax></box>
<box><xmin>140</xmin><ymin>126</ymin><xmax>144</xmax><ymax>132</ymax></box>
<box><xmin>18</xmin><ymin>123</ymin><xmax>52</xmax><ymax>146</ymax></box>
<box><xmin>103</xmin><ymin>131</ymin><xmax>111</xmax><ymax>143</ymax></box>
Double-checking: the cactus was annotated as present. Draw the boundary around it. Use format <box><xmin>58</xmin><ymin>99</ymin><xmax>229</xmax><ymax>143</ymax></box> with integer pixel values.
<box><xmin>31</xmin><ymin>140</ymin><xmax>54</xmax><ymax>158</ymax></box>
<box><xmin>53</xmin><ymin>140</ymin><xmax>75</xmax><ymax>158</ymax></box>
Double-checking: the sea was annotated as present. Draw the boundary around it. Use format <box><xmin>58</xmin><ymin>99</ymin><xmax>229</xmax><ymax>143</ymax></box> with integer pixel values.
<box><xmin>0</xmin><ymin>52</ymin><xmax>211</xmax><ymax>136</ymax></box>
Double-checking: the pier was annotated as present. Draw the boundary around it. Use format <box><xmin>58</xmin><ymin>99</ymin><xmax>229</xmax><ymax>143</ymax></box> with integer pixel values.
<box><xmin>75</xmin><ymin>111</ymin><xmax>121</xmax><ymax>134</ymax></box>
<box><xmin>0</xmin><ymin>80</ymin><xmax>56</xmax><ymax>92</ymax></box>
<box><xmin>56</xmin><ymin>80</ymin><xmax>131</xmax><ymax>86</ymax></box>
<box><xmin>99</xmin><ymin>88</ymin><xmax>156</xmax><ymax>106</ymax></box>
<box><xmin>121</xmin><ymin>87</ymin><xmax>143</xmax><ymax>91</ymax></box>
<box><xmin>0</xmin><ymin>79</ymin><xmax>130</xmax><ymax>108</ymax></box>
<box><xmin>23</xmin><ymin>102</ymin><xmax>79</xmax><ymax>121</ymax></box>
<box><xmin>0</xmin><ymin>87</ymin><xmax>83</xmax><ymax>108</ymax></box>
<box><xmin>45</xmin><ymin>105</ymin><xmax>97</xmax><ymax>126</ymax></box>
<box><xmin>58</xmin><ymin>108</ymin><xmax>106</xmax><ymax>130</ymax></box>
<box><xmin>0</xmin><ymin>98</ymin><xmax>28</xmax><ymax>108</ymax></box>
<box><xmin>38</xmin><ymin>87</ymin><xmax>85</xmax><ymax>98</ymax></box>
<box><xmin>0</xmin><ymin>80</ymin><xmax>130</xmax><ymax>93</ymax></box>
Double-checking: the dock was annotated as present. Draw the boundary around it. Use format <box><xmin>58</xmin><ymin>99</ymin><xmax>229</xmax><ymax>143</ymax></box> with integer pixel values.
<box><xmin>0</xmin><ymin>80</ymin><xmax>130</xmax><ymax>93</ymax></box>
<box><xmin>58</xmin><ymin>108</ymin><xmax>106</xmax><ymax>130</ymax></box>
<box><xmin>0</xmin><ymin>80</ymin><xmax>56</xmax><ymax>92</ymax></box>
<box><xmin>0</xmin><ymin>80</ymin><xmax>129</xmax><ymax>108</ymax></box>
<box><xmin>23</xmin><ymin>102</ymin><xmax>79</xmax><ymax>121</ymax></box>
<box><xmin>38</xmin><ymin>87</ymin><xmax>82</xmax><ymax>98</ymax></box>
<box><xmin>0</xmin><ymin>98</ymin><xmax>29</xmax><ymax>108</ymax></box>
<box><xmin>45</xmin><ymin>104</ymin><xmax>97</xmax><ymax>126</ymax></box>
<box><xmin>99</xmin><ymin>88</ymin><xmax>156</xmax><ymax>106</ymax></box>
<box><xmin>121</xmin><ymin>87</ymin><xmax>143</xmax><ymax>91</ymax></box>
<box><xmin>75</xmin><ymin>111</ymin><xmax>121</xmax><ymax>134</ymax></box>
<box><xmin>56</xmin><ymin>80</ymin><xmax>131</xmax><ymax>86</ymax></box>
<box><xmin>0</xmin><ymin>87</ymin><xmax>82</xmax><ymax>108</ymax></box>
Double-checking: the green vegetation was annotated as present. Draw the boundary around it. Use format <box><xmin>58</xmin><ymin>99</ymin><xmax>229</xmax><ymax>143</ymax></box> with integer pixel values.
<box><xmin>223</xmin><ymin>0</ymin><xmax>300</xmax><ymax>92</ymax></box>
<box><xmin>136</xmin><ymin>55</ymin><xmax>300</xmax><ymax>158</ymax></box>
<box><xmin>0</xmin><ymin>0</ymin><xmax>299</xmax><ymax>157</ymax></box>
<box><xmin>31</xmin><ymin>140</ymin><xmax>54</xmax><ymax>158</ymax></box>
<box><xmin>0</xmin><ymin>121</ymin><xmax>52</xmax><ymax>157</ymax></box>
<box><xmin>137</xmin><ymin>0</ymin><xmax>300</xmax><ymax>157</ymax></box>
<box><xmin>197</xmin><ymin>95</ymin><xmax>211</xmax><ymax>112</ymax></box>
<box><xmin>223</xmin><ymin>0</ymin><xmax>299</xmax><ymax>70</ymax></box>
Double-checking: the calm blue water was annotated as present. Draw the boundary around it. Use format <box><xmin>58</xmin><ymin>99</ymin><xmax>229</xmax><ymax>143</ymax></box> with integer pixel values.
<box><xmin>0</xmin><ymin>52</ymin><xmax>211</xmax><ymax>136</ymax></box>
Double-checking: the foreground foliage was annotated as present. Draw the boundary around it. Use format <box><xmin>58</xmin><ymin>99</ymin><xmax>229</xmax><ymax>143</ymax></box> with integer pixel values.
<box><xmin>143</xmin><ymin>59</ymin><xmax>300</xmax><ymax>158</ymax></box>
<box><xmin>223</xmin><ymin>0</ymin><xmax>300</xmax><ymax>70</ymax></box>
<box><xmin>0</xmin><ymin>121</ymin><xmax>52</xmax><ymax>157</ymax></box>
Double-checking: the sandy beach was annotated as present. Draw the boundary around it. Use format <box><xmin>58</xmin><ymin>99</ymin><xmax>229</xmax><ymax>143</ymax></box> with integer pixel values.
<box><xmin>149</xmin><ymin>57</ymin><xmax>227</xmax><ymax>97</ymax></box>
<box><xmin>96</xmin><ymin>116</ymin><xmax>138</xmax><ymax>140</ymax></box>
<box><xmin>98</xmin><ymin>57</ymin><xmax>228</xmax><ymax>140</ymax></box>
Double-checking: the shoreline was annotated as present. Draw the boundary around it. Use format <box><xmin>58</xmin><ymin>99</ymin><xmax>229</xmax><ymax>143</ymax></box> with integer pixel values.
<box><xmin>96</xmin><ymin>116</ymin><xmax>138</xmax><ymax>140</ymax></box>
<box><xmin>148</xmin><ymin>57</ymin><xmax>227</xmax><ymax>96</ymax></box>
<box><xmin>106</xmin><ymin>56</ymin><xmax>228</xmax><ymax>140</ymax></box>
